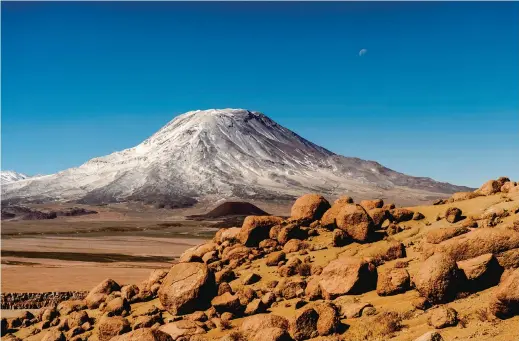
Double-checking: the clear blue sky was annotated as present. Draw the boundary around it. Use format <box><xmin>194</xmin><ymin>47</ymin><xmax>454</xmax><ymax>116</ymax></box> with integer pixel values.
<box><xmin>2</xmin><ymin>2</ymin><xmax>518</xmax><ymax>187</ymax></box>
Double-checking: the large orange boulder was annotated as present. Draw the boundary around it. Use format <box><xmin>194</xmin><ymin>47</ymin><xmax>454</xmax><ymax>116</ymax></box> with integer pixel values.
<box><xmin>424</xmin><ymin>228</ymin><xmax>519</xmax><ymax>262</ymax></box>
<box><xmin>489</xmin><ymin>269</ymin><xmax>519</xmax><ymax>318</ymax></box>
<box><xmin>319</xmin><ymin>258</ymin><xmax>377</xmax><ymax>299</ymax></box>
<box><xmin>390</xmin><ymin>208</ymin><xmax>414</xmax><ymax>223</ymax></box>
<box><xmin>414</xmin><ymin>253</ymin><xmax>462</xmax><ymax>304</ymax></box>
<box><xmin>477</xmin><ymin>180</ymin><xmax>501</xmax><ymax>195</ymax></box>
<box><xmin>290</xmin><ymin>194</ymin><xmax>331</xmax><ymax>221</ymax></box>
<box><xmin>97</xmin><ymin>315</ymin><xmax>131</xmax><ymax>341</ymax></box>
<box><xmin>158</xmin><ymin>320</ymin><xmax>205</xmax><ymax>339</ymax></box>
<box><xmin>85</xmin><ymin>278</ymin><xmax>120</xmax><ymax>309</ymax></box>
<box><xmin>457</xmin><ymin>253</ymin><xmax>503</xmax><ymax>291</ymax></box>
<box><xmin>335</xmin><ymin>204</ymin><xmax>374</xmax><ymax>242</ymax></box>
<box><xmin>158</xmin><ymin>262</ymin><xmax>216</xmax><ymax>315</ymax></box>
<box><xmin>360</xmin><ymin>199</ymin><xmax>384</xmax><ymax>211</ymax></box>
<box><xmin>376</xmin><ymin>267</ymin><xmax>411</xmax><ymax>296</ymax></box>
<box><xmin>321</xmin><ymin>202</ymin><xmax>350</xmax><ymax>230</ymax></box>
<box><xmin>238</xmin><ymin>216</ymin><xmax>284</xmax><ymax>246</ymax></box>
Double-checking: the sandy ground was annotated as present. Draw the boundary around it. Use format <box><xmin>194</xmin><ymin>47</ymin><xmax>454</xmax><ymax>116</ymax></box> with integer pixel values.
<box><xmin>1</xmin><ymin>234</ymin><xmax>208</xmax><ymax>292</ymax></box>
<box><xmin>1</xmin><ymin>204</ymin><xmax>221</xmax><ymax>292</ymax></box>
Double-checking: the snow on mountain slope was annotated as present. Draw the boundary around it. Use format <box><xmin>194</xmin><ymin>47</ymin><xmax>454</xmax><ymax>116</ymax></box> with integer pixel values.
<box><xmin>1</xmin><ymin>171</ymin><xmax>30</xmax><ymax>185</ymax></box>
<box><xmin>1</xmin><ymin>109</ymin><xmax>472</xmax><ymax>206</ymax></box>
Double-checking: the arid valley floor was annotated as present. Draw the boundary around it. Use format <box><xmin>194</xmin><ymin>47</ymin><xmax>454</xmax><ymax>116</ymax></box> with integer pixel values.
<box><xmin>2</xmin><ymin>178</ymin><xmax>519</xmax><ymax>341</ymax></box>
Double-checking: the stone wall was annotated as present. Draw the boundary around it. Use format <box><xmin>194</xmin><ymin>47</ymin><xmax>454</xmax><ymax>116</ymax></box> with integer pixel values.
<box><xmin>1</xmin><ymin>291</ymin><xmax>87</xmax><ymax>309</ymax></box>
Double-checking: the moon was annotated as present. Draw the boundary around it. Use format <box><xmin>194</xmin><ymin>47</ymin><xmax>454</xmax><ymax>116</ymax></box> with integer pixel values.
<box><xmin>359</xmin><ymin>49</ymin><xmax>368</xmax><ymax>56</ymax></box>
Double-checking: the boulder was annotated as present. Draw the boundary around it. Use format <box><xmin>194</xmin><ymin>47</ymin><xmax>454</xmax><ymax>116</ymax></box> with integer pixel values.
<box><xmin>237</xmin><ymin>287</ymin><xmax>257</xmax><ymax>306</ymax></box>
<box><xmin>85</xmin><ymin>278</ymin><xmax>120</xmax><ymax>309</ymax></box>
<box><xmin>261</xmin><ymin>292</ymin><xmax>277</xmax><ymax>307</ymax></box>
<box><xmin>266</xmin><ymin>251</ymin><xmax>286</xmax><ymax>266</ymax></box>
<box><xmin>457</xmin><ymin>253</ymin><xmax>503</xmax><ymax>291</ymax></box>
<box><xmin>413</xmin><ymin>212</ymin><xmax>425</xmax><ymax>220</ymax></box>
<box><xmin>277</xmin><ymin>278</ymin><xmax>307</xmax><ymax>299</ymax></box>
<box><xmin>242</xmin><ymin>273</ymin><xmax>261</xmax><ymax>285</ymax></box>
<box><xmin>104</xmin><ymin>297</ymin><xmax>131</xmax><ymax>316</ymax></box>
<box><xmin>414</xmin><ymin>253</ymin><xmax>462</xmax><ymax>304</ymax></box>
<box><xmin>305</xmin><ymin>276</ymin><xmax>322</xmax><ymax>301</ymax></box>
<box><xmin>335</xmin><ymin>205</ymin><xmax>375</xmax><ymax>242</ymax></box>
<box><xmin>259</xmin><ymin>239</ymin><xmax>278</xmax><ymax>251</ymax></box>
<box><xmin>334</xmin><ymin>196</ymin><xmax>354</xmax><ymax>205</ymax></box>
<box><xmin>321</xmin><ymin>202</ymin><xmax>349</xmax><ymax>230</ymax></box>
<box><xmin>211</xmin><ymin>292</ymin><xmax>242</xmax><ymax>314</ymax></box>
<box><xmin>489</xmin><ymin>268</ymin><xmax>519</xmax><ymax>318</ymax></box>
<box><xmin>414</xmin><ymin>331</ymin><xmax>444</xmax><ymax>341</ymax></box>
<box><xmin>239</xmin><ymin>216</ymin><xmax>284</xmax><ymax>247</ymax></box>
<box><xmin>57</xmin><ymin>300</ymin><xmax>86</xmax><ymax>316</ymax></box>
<box><xmin>214</xmin><ymin>227</ymin><xmax>241</xmax><ymax>244</ymax></box>
<box><xmin>333</xmin><ymin>297</ymin><xmax>373</xmax><ymax>318</ymax></box>
<box><xmin>221</xmin><ymin>245</ymin><xmax>250</xmax><ymax>263</ymax></box>
<box><xmin>332</xmin><ymin>229</ymin><xmax>350</xmax><ymax>247</ymax></box>
<box><xmin>290</xmin><ymin>194</ymin><xmax>331</xmax><ymax>221</ymax></box>
<box><xmin>245</xmin><ymin>299</ymin><xmax>267</xmax><ymax>315</ymax></box>
<box><xmin>311</xmin><ymin>302</ymin><xmax>340</xmax><ymax>336</ymax></box>
<box><xmin>478</xmin><ymin>180</ymin><xmax>501</xmax><ymax>195</ymax></box>
<box><xmin>137</xmin><ymin>269</ymin><xmax>168</xmax><ymax>301</ymax></box>
<box><xmin>121</xmin><ymin>285</ymin><xmax>140</xmax><ymax>302</ymax></box>
<box><xmin>427</xmin><ymin>307</ymin><xmax>458</xmax><ymax>329</ymax></box>
<box><xmin>215</xmin><ymin>268</ymin><xmax>236</xmax><ymax>284</ymax></box>
<box><xmin>133</xmin><ymin>314</ymin><xmax>163</xmax><ymax>330</ymax></box>
<box><xmin>110</xmin><ymin>328</ymin><xmax>173</xmax><ymax>341</ymax></box>
<box><xmin>290</xmin><ymin>307</ymin><xmax>319</xmax><ymax>340</ymax></box>
<box><xmin>449</xmin><ymin>192</ymin><xmax>482</xmax><ymax>202</ymax></box>
<box><xmin>159</xmin><ymin>320</ymin><xmax>205</xmax><ymax>339</ymax></box>
<box><xmin>279</xmin><ymin>257</ymin><xmax>302</xmax><ymax>277</ymax></box>
<box><xmin>360</xmin><ymin>199</ymin><xmax>384</xmax><ymax>211</ymax></box>
<box><xmin>180</xmin><ymin>242</ymin><xmax>218</xmax><ymax>262</ymax></box>
<box><xmin>319</xmin><ymin>258</ymin><xmax>377</xmax><ymax>299</ymax></box>
<box><xmin>66</xmin><ymin>311</ymin><xmax>89</xmax><ymax>329</ymax></box>
<box><xmin>283</xmin><ymin>239</ymin><xmax>308</xmax><ymax>253</ymax></box>
<box><xmin>425</xmin><ymin>226</ymin><xmax>470</xmax><ymax>244</ymax></box>
<box><xmin>390</xmin><ymin>208</ymin><xmax>414</xmax><ymax>223</ymax></box>
<box><xmin>376</xmin><ymin>267</ymin><xmax>410</xmax><ymax>296</ymax></box>
<box><xmin>240</xmin><ymin>314</ymin><xmax>289</xmax><ymax>339</ymax></box>
<box><xmin>501</xmin><ymin>182</ymin><xmax>516</xmax><ymax>193</ymax></box>
<box><xmin>368</xmin><ymin>208</ymin><xmax>391</xmax><ymax>229</ymax></box>
<box><xmin>158</xmin><ymin>262</ymin><xmax>216</xmax><ymax>315</ymax></box>
<box><xmin>424</xmin><ymin>228</ymin><xmax>519</xmax><ymax>262</ymax></box>
<box><xmin>445</xmin><ymin>207</ymin><xmax>462</xmax><ymax>223</ymax></box>
<box><xmin>97</xmin><ymin>315</ymin><xmax>131</xmax><ymax>341</ymax></box>
<box><xmin>277</xmin><ymin>224</ymin><xmax>307</xmax><ymax>245</ymax></box>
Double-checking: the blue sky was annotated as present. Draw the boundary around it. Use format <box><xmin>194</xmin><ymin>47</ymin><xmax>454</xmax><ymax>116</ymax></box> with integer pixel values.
<box><xmin>2</xmin><ymin>2</ymin><xmax>518</xmax><ymax>187</ymax></box>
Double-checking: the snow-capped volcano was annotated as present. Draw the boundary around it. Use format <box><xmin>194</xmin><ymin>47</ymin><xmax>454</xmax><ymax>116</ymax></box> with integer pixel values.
<box><xmin>2</xmin><ymin>109</ymin><xmax>471</xmax><ymax>206</ymax></box>
<box><xmin>1</xmin><ymin>171</ymin><xmax>31</xmax><ymax>185</ymax></box>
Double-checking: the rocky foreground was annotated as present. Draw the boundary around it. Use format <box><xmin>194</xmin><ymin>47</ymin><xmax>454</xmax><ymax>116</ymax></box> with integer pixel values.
<box><xmin>2</xmin><ymin>177</ymin><xmax>519</xmax><ymax>341</ymax></box>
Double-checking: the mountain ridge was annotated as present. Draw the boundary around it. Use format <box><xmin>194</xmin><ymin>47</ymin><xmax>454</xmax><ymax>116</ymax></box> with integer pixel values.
<box><xmin>1</xmin><ymin>109</ymin><xmax>473</xmax><ymax>206</ymax></box>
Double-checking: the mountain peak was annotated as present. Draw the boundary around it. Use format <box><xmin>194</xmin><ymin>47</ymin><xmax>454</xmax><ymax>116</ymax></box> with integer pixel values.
<box><xmin>1</xmin><ymin>109</ymin><xmax>473</xmax><ymax>206</ymax></box>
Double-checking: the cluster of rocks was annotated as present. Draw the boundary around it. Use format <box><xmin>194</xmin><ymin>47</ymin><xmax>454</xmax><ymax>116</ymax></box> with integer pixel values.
<box><xmin>3</xmin><ymin>178</ymin><xmax>519</xmax><ymax>341</ymax></box>
<box><xmin>1</xmin><ymin>292</ymin><xmax>87</xmax><ymax>310</ymax></box>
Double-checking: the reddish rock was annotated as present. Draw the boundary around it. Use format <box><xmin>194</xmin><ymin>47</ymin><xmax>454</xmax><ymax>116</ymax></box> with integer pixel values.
<box><xmin>360</xmin><ymin>199</ymin><xmax>384</xmax><ymax>211</ymax></box>
<box><xmin>290</xmin><ymin>194</ymin><xmax>331</xmax><ymax>221</ymax></box>
<box><xmin>85</xmin><ymin>278</ymin><xmax>120</xmax><ymax>309</ymax></box>
<box><xmin>414</xmin><ymin>253</ymin><xmax>462</xmax><ymax>304</ymax></box>
<box><xmin>239</xmin><ymin>216</ymin><xmax>284</xmax><ymax>247</ymax></box>
<box><xmin>158</xmin><ymin>262</ymin><xmax>216</xmax><ymax>315</ymax></box>
<box><xmin>376</xmin><ymin>267</ymin><xmax>411</xmax><ymax>296</ymax></box>
<box><xmin>335</xmin><ymin>204</ymin><xmax>375</xmax><ymax>242</ymax></box>
<box><xmin>445</xmin><ymin>207</ymin><xmax>462</xmax><ymax>223</ymax></box>
<box><xmin>427</xmin><ymin>307</ymin><xmax>458</xmax><ymax>329</ymax></box>
<box><xmin>489</xmin><ymin>268</ymin><xmax>519</xmax><ymax>318</ymax></box>
<box><xmin>457</xmin><ymin>253</ymin><xmax>503</xmax><ymax>291</ymax></box>
<box><xmin>390</xmin><ymin>208</ymin><xmax>415</xmax><ymax>223</ymax></box>
<box><xmin>319</xmin><ymin>258</ymin><xmax>377</xmax><ymax>299</ymax></box>
<box><xmin>97</xmin><ymin>315</ymin><xmax>131</xmax><ymax>341</ymax></box>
